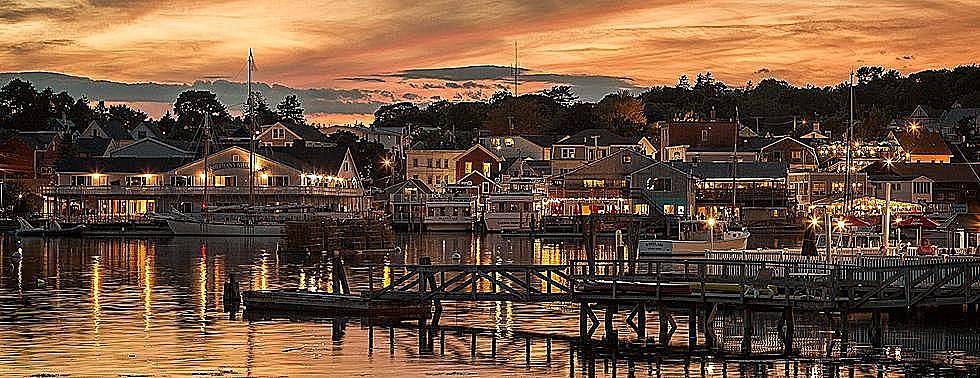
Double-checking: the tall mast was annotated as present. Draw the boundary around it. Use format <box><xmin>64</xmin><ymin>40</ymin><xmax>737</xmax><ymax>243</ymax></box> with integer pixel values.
<box><xmin>247</xmin><ymin>49</ymin><xmax>255</xmax><ymax>209</ymax></box>
<box><xmin>732</xmin><ymin>106</ymin><xmax>739</xmax><ymax>222</ymax></box>
<box><xmin>203</xmin><ymin>113</ymin><xmax>211</xmax><ymax>216</ymax></box>
<box><xmin>844</xmin><ymin>72</ymin><xmax>854</xmax><ymax>213</ymax></box>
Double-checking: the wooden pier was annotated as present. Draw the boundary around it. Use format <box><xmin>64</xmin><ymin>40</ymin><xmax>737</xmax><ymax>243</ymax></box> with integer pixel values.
<box><xmin>365</xmin><ymin>255</ymin><xmax>980</xmax><ymax>355</ymax></box>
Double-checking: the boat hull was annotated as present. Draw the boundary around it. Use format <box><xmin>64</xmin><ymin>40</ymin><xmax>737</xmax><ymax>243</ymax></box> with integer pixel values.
<box><xmin>484</xmin><ymin>213</ymin><xmax>534</xmax><ymax>232</ymax></box>
<box><xmin>166</xmin><ymin>219</ymin><xmax>284</xmax><ymax>236</ymax></box>
<box><xmin>638</xmin><ymin>231</ymin><xmax>750</xmax><ymax>258</ymax></box>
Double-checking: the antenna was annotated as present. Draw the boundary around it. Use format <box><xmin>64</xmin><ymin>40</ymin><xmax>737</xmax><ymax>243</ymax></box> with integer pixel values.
<box><xmin>513</xmin><ymin>41</ymin><xmax>519</xmax><ymax>97</ymax></box>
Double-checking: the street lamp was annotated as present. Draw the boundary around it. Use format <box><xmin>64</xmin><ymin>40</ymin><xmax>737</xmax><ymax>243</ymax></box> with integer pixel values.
<box><xmin>706</xmin><ymin>217</ymin><xmax>716</xmax><ymax>251</ymax></box>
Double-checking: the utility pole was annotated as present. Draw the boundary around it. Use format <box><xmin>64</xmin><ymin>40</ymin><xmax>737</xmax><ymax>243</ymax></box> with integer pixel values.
<box><xmin>844</xmin><ymin>72</ymin><xmax>855</xmax><ymax>214</ymax></box>
<box><xmin>247</xmin><ymin>48</ymin><xmax>255</xmax><ymax>210</ymax></box>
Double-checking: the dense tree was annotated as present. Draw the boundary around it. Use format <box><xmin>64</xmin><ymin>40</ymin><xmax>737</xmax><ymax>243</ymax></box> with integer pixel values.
<box><xmin>173</xmin><ymin>90</ymin><xmax>230</xmax><ymax>138</ymax></box>
<box><xmin>276</xmin><ymin>94</ymin><xmax>305</xmax><ymax>124</ymax></box>
<box><xmin>244</xmin><ymin>91</ymin><xmax>278</xmax><ymax>126</ymax></box>
<box><xmin>596</xmin><ymin>91</ymin><xmax>647</xmax><ymax>136</ymax></box>
<box><xmin>324</xmin><ymin>130</ymin><xmax>387</xmax><ymax>183</ymax></box>
<box><xmin>107</xmin><ymin>104</ymin><xmax>148</xmax><ymax>129</ymax></box>
<box><xmin>540</xmin><ymin>85</ymin><xmax>578</xmax><ymax>107</ymax></box>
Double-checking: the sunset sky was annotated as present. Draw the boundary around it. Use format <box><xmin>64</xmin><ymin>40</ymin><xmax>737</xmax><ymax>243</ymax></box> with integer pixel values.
<box><xmin>2</xmin><ymin>0</ymin><xmax>979</xmax><ymax>124</ymax></box>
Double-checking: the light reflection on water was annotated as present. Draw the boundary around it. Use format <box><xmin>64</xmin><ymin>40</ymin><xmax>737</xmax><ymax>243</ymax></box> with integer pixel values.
<box><xmin>0</xmin><ymin>233</ymin><xmax>976</xmax><ymax>376</ymax></box>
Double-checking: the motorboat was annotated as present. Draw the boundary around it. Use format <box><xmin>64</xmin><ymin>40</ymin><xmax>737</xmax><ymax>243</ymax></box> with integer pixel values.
<box><xmin>14</xmin><ymin>217</ymin><xmax>86</xmax><ymax>237</ymax></box>
<box><xmin>637</xmin><ymin>219</ymin><xmax>749</xmax><ymax>258</ymax></box>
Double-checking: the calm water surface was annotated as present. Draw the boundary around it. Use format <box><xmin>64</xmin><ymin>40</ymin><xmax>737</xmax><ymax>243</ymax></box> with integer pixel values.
<box><xmin>0</xmin><ymin>233</ymin><xmax>978</xmax><ymax>377</ymax></box>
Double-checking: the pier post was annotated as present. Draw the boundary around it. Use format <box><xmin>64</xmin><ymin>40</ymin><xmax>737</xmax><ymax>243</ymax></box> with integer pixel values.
<box><xmin>741</xmin><ymin>307</ymin><xmax>753</xmax><ymax>355</ymax></box>
<box><xmin>783</xmin><ymin>307</ymin><xmax>795</xmax><ymax>356</ymax></box>
<box><xmin>580</xmin><ymin>303</ymin><xmax>588</xmax><ymax>343</ymax></box>
<box><xmin>871</xmin><ymin>310</ymin><xmax>882</xmax><ymax>349</ymax></box>
<box><xmin>840</xmin><ymin>311</ymin><xmax>850</xmax><ymax>356</ymax></box>
<box><xmin>604</xmin><ymin>303</ymin><xmax>618</xmax><ymax>348</ymax></box>
<box><xmin>688</xmin><ymin>305</ymin><xmax>698</xmax><ymax>350</ymax></box>
<box><xmin>637</xmin><ymin>303</ymin><xmax>647</xmax><ymax>343</ymax></box>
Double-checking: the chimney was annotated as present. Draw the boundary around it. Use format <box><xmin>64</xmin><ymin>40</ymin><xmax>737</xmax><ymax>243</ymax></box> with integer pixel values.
<box><xmin>710</xmin><ymin>107</ymin><xmax>716</xmax><ymax>121</ymax></box>
<box><xmin>813</xmin><ymin>122</ymin><xmax>821</xmax><ymax>132</ymax></box>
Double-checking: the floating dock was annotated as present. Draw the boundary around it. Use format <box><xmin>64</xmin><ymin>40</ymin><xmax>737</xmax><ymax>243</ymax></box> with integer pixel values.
<box><xmin>243</xmin><ymin>290</ymin><xmax>431</xmax><ymax>318</ymax></box>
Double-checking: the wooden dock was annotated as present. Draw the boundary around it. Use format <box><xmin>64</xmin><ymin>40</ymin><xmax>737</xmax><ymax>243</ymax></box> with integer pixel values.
<box><xmin>363</xmin><ymin>255</ymin><xmax>980</xmax><ymax>355</ymax></box>
<box><xmin>242</xmin><ymin>290</ymin><xmax>430</xmax><ymax>319</ymax></box>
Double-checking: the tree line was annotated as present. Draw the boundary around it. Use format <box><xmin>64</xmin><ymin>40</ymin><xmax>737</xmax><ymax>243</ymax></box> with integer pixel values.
<box><xmin>373</xmin><ymin>65</ymin><xmax>980</xmax><ymax>147</ymax></box>
<box><xmin>0</xmin><ymin>79</ymin><xmax>306</xmax><ymax>141</ymax></box>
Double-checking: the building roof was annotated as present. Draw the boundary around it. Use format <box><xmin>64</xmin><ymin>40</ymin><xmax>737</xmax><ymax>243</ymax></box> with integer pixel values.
<box><xmin>889</xmin><ymin>129</ymin><xmax>952</xmax><ymax>156</ymax></box>
<box><xmin>663</xmin><ymin>121</ymin><xmax>737</xmax><ymax>150</ymax></box>
<box><xmin>57</xmin><ymin>157</ymin><xmax>185</xmax><ymax>174</ymax></box>
<box><xmin>264</xmin><ymin>121</ymin><xmax>329</xmax><ymax>142</ymax></box>
<box><xmin>555</xmin><ymin>128</ymin><xmax>637</xmax><ymax>146</ymax></box>
<box><xmin>15</xmin><ymin>131</ymin><xmax>59</xmax><ymax>150</ymax></box>
<box><xmin>74</xmin><ymin>137</ymin><xmax>112</xmax><ymax>156</ymax></box>
<box><xmin>939</xmin><ymin>107</ymin><xmax>980</xmax><ymax>129</ymax></box>
<box><xmin>860</xmin><ymin>162</ymin><xmax>980</xmax><ymax>183</ymax></box>
<box><xmin>669</xmin><ymin>161</ymin><xmax>789</xmax><ymax>180</ymax></box>
<box><xmin>384</xmin><ymin>178</ymin><xmax>433</xmax><ymax>195</ymax></box>
<box><xmin>263</xmin><ymin>145</ymin><xmax>351</xmax><ymax>174</ymax></box>
<box><xmin>522</xmin><ymin>134</ymin><xmax>563</xmax><ymax>147</ymax></box>
<box><xmin>100</xmin><ymin>120</ymin><xmax>135</xmax><ymax>141</ymax></box>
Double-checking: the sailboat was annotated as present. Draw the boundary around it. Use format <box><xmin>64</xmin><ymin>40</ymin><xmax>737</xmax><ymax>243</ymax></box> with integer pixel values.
<box><xmin>163</xmin><ymin>50</ymin><xmax>285</xmax><ymax>236</ymax></box>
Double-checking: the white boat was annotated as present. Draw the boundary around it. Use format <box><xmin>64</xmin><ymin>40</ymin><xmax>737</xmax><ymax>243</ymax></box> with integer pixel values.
<box><xmin>484</xmin><ymin>192</ymin><xmax>538</xmax><ymax>232</ymax></box>
<box><xmin>638</xmin><ymin>220</ymin><xmax>749</xmax><ymax>258</ymax></box>
<box><xmin>14</xmin><ymin>217</ymin><xmax>86</xmax><ymax>237</ymax></box>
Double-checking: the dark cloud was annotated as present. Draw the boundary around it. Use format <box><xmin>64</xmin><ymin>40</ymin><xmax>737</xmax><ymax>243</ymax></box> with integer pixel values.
<box><xmin>0</xmin><ymin>71</ymin><xmax>384</xmax><ymax>115</ymax></box>
<box><xmin>339</xmin><ymin>77</ymin><xmax>386</xmax><ymax>83</ymax></box>
<box><xmin>754</xmin><ymin>68</ymin><xmax>771</xmax><ymax>74</ymax></box>
<box><xmin>388</xmin><ymin>65</ymin><xmax>637</xmax><ymax>100</ymax></box>
<box><xmin>1</xmin><ymin>39</ymin><xmax>75</xmax><ymax>54</ymax></box>
<box><xmin>402</xmin><ymin>93</ymin><xmax>419</xmax><ymax>100</ymax></box>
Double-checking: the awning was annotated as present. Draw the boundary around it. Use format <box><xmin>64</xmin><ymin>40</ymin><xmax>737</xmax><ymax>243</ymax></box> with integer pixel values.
<box><xmin>893</xmin><ymin>214</ymin><xmax>941</xmax><ymax>229</ymax></box>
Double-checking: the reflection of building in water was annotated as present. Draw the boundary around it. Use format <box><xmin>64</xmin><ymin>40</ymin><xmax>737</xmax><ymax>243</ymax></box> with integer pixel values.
<box><xmin>91</xmin><ymin>255</ymin><xmax>101</xmax><ymax>339</ymax></box>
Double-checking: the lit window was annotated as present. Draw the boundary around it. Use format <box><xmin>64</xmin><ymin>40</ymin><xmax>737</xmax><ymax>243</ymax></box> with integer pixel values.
<box><xmin>584</xmin><ymin>179</ymin><xmax>604</xmax><ymax>188</ymax></box>
<box><xmin>465</xmin><ymin>162</ymin><xmax>473</xmax><ymax>173</ymax></box>
<box><xmin>482</xmin><ymin>162</ymin><xmax>490</xmax><ymax>176</ymax></box>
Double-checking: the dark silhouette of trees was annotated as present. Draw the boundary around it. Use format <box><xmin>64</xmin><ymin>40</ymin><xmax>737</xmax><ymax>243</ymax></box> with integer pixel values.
<box><xmin>276</xmin><ymin>94</ymin><xmax>305</xmax><ymax>124</ymax></box>
<box><xmin>173</xmin><ymin>90</ymin><xmax>230</xmax><ymax>138</ymax></box>
<box><xmin>107</xmin><ymin>104</ymin><xmax>148</xmax><ymax>129</ymax></box>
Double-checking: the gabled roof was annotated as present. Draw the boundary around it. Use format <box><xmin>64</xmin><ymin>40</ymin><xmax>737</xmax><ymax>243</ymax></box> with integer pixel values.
<box><xmin>522</xmin><ymin>134</ymin><xmax>563</xmax><ymax>147</ymax></box>
<box><xmin>555</xmin><ymin>128</ymin><xmax>637</xmax><ymax>146</ymax></box>
<box><xmin>99</xmin><ymin>120</ymin><xmax>134</xmax><ymax>141</ymax></box>
<box><xmin>457</xmin><ymin>169</ymin><xmax>500</xmax><ymax>188</ymax></box>
<box><xmin>106</xmin><ymin>137</ymin><xmax>193</xmax><ymax>158</ymax></box>
<box><xmin>385</xmin><ymin>179</ymin><xmax>433</xmax><ymax>195</ymax></box>
<box><xmin>502</xmin><ymin>158</ymin><xmax>545</xmax><ymax>178</ymax></box>
<box><xmin>669</xmin><ymin>161</ymin><xmax>788</xmax><ymax>180</ymax></box>
<box><xmin>911</xmin><ymin>104</ymin><xmax>943</xmax><ymax>119</ymax></box>
<box><xmin>939</xmin><ymin>108</ymin><xmax>980</xmax><ymax>129</ymax></box>
<box><xmin>263</xmin><ymin>145</ymin><xmax>353</xmax><ymax>174</ymax></box>
<box><xmin>282</xmin><ymin>122</ymin><xmax>328</xmax><ymax>142</ymax></box>
<box><xmin>561</xmin><ymin>148</ymin><xmax>656</xmax><ymax>178</ymax></box>
<box><xmin>889</xmin><ymin>129</ymin><xmax>952</xmax><ymax>156</ymax></box>
<box><xmin>57</xmin><ymin>157</ymin><xmax>185</xmax><ymax>174</ymax></box>
<box><xmin>459</xmin><ymin>143</ymin><xmax>504</xmax><ymax>162</ymax></box>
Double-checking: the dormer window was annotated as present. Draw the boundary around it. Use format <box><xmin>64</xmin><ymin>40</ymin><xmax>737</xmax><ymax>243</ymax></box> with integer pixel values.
<box><xmin>272</xmin><ymin>128</ymin><xmax>286</xmax><ymax>139</ymax></box>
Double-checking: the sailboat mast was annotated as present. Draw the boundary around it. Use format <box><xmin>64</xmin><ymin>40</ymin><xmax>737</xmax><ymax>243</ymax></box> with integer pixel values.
<box><xmin>732</xmin><ymin>106</ymin><xmax>739</xmax><ymax>222</ymax></box>
<box><xmin>203</xmin><ymin>114</ymin><xmax>210</xmax><ymax>215</ymax></box>
<box><xmin>844</xmin><ymin>72</ymin><xmax>854</xmax><ymax>213</ymax></box>
<box><xmin>247</xmin><ymin>49</ymin><xmax>255</xmax><ymax>209</ymax></box>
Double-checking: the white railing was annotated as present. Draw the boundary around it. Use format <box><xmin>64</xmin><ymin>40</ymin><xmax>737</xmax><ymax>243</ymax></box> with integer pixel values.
<box><xmin>43</xmin><ymin>185</ymin><xmax>363</xmax><ymax>197</ymax></box>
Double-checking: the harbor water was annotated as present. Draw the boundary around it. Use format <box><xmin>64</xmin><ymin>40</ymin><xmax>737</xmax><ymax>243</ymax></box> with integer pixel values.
<box><xmin>1</xmin><ymin>233</ymin><xmax>978</xmax><ymax>376</ymax></box>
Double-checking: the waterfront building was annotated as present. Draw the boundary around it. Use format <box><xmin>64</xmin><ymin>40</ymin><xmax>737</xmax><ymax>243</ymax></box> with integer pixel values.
<box><xmin>678</xmin><ymin>161</ymin><xmax>790</xmax><ymax>224</ymax></box>
<box><xmin>788</xmin><ymin>171</ymin><xmax>867</xmax><ymax>211</ymax></box>
<box><xmin>547</xmin><ymin>149</ymin><xmax>655</xmax><ymax>217</ymax></box>
<box><xmin>384</xmin><ymin>178</ymin><xmax>431</xmax><ymax>228</ymax></box>
<box><xmin>43</xmin><ymin>145</ymin><xmax>366</xmax><ymax>222</ymax></box>
<box><xmin>550</xmin><ymin>128</ymin><xmax>641</xmax><ymax>176</ymax></box>
<box><xmin>862</xmin><ymin>162</ymin><xmax>980</xmax><ymax>217</ymax></box>
<box><xmin>454</xmin><ymin>144</ymin><xmax>503</xmax><ymax>184</ymax></box>
<box><xmin>405</xmin><ymin>148</ymin><xmax>463</xmax><ymax>192</ymax></box>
